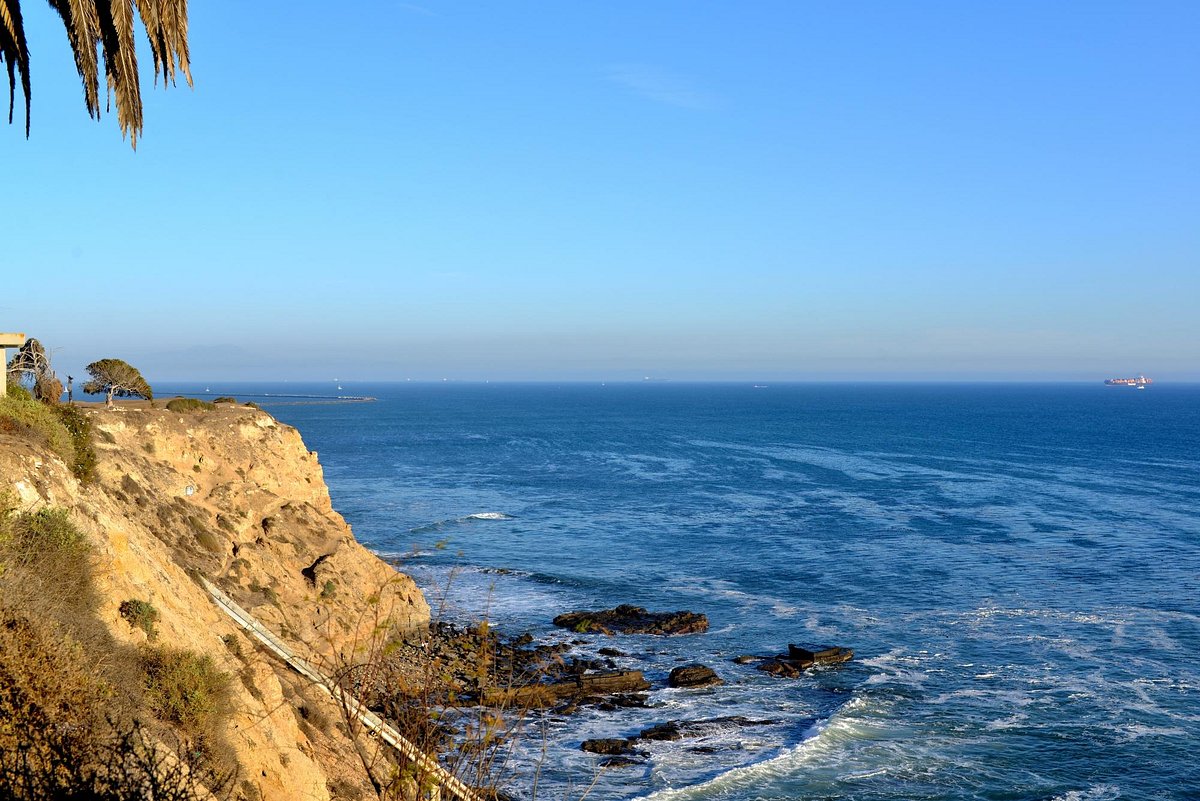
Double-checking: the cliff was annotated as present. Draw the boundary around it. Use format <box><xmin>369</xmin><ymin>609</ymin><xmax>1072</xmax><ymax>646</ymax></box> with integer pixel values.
<box><xmin>0</xmin><ymin>401</ymin><xmax>430</xmax><ymax>800</ymax></box>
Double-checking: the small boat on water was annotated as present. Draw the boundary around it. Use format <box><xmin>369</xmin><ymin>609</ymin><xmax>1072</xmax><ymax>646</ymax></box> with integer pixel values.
<box><xmin>1104</xmin><ymin>375</ymin><xmax>1151</xmax><ymax>388</ymax></box>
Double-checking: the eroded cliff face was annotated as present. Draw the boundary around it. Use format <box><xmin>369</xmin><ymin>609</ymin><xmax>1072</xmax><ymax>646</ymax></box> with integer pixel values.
<box><xmin>0</xmin><ymin>403</ymin><xmax>430</xmax><ymax>801</ymax></box>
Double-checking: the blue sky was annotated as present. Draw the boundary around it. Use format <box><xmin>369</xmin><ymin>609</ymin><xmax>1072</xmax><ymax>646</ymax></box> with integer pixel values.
<box><xmin>4</xmin><ymin>1</ymin><xmax>1198</xmax><ymax>381</ymax></box>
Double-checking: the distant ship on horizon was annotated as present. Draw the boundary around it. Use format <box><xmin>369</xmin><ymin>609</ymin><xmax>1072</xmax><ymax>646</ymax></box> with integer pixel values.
<box><xmin>1104</xmin><ymin>375</ymin><xmax>1151</xmax><ymax>388</ymax></box>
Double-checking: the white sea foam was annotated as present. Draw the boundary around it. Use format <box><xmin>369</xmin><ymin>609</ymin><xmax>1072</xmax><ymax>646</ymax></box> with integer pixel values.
<box><xmin>1117</xmin><ymin>723</ymin><xmax>1188</xmax><ymax>741</ymax></box>
<box><xmin>634</xmin><ymin>696</ymin><xmax>874</xmax><ymax>801</ymax></box>
<box><xmin>464</xmin><ymin>512</ymin><xmax>513</xmax><ymax>520</ymax></box>
<box><xmin>1048</xmin><ymin>784</ymin><xmax>1121</xmax><ymax>801</ymax></box>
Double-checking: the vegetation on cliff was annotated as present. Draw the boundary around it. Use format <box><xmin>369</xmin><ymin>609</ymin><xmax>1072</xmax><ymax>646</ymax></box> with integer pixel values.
<box><xmin>0</xmin><ymin>493</ymin><xmax>234</xmax><ymax>800</ymax></box>
<box><xmin>0</xmin><ymin>383</ymin><xmax>96</xmax><ymax>482</ymax></box>
<box><xmin>83</xmin><ymin>358</ymin><xmax>154</xmax><ymax>404</ymax></box>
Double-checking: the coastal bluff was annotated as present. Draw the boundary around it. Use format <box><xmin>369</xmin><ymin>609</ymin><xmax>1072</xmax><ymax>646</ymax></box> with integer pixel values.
<box><xmin>0</xmin><ymin>402</ymin><xmax>430</xmax><ymax>801</ymax></box>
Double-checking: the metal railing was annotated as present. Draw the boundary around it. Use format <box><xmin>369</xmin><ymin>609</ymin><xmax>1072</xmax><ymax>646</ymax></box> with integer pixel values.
<box><xmin>199</xmin><ymin>577</ymin><xmax>481</xmax><ymax>801</ymax></box>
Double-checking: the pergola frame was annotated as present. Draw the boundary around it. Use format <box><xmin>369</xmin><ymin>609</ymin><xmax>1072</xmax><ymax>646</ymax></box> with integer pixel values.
<box><xmin>0</xmin><ymin>333</ymin><xmax>28</xmax><ymax>397</ymax></box>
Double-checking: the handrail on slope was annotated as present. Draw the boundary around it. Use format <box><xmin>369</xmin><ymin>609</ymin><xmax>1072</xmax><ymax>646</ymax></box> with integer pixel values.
<box><xmin>198</xmin><ymin>577</ymin><xmax>481</xmax><ymax>801</ymax></box>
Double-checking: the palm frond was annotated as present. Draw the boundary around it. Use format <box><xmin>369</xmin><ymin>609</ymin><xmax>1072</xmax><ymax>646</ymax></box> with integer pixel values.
<box><xmin>96</xmin><ymin>0</ymin><xmax>142</xmax><ymax>146</ymax></box>
<box><xmin>132</xmin><ymin>0</ymin><xmax>189</xmax><ymax>88</ymax></box>
<box><xmin>47</xmin><ymin>0</ymin><xmax>103</xmax><ymax>118</ymax></box>
<box><xmin>5</xmin><ymin>0</ymin><xmax>190</xmax><ymax>146</ymax></box>
<box><xmin>0</xmin><ymin>0</ymin><xmax>32</xmax><ymax>136</ymax></box>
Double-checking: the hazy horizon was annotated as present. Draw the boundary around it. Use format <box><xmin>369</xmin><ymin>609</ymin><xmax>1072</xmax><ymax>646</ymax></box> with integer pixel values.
<box><xmin>5</xmin><ymin>1</ymin><xmax>1197</xmax><ymax>383</ymax></box>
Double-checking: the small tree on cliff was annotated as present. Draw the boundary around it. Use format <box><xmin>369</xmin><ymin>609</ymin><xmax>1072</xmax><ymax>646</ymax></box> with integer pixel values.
<box><xmin>82</xmin><ymin>359</ymin><xmax>152</xmax><ymax>406</ymax></box>
<box><xmin>6</xmin><ymin>338</ymin><xmax>62</xmax><ymax>402</ymax></box>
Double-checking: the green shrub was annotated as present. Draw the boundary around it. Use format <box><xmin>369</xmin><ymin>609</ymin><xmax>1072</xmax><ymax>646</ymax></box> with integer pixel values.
<box><xmin>0</xmin><ymin>613</ymin><xmax>233</xmax><ymax>801</ymax></box>
<box><xmin>183</xmin><ymin>515</ymin><xmax>222</xmax><ymax>553</ymax></box>
<box><xmin>49</xmin><ymin>403</ymin><xmax>97</xmax><ymax>483</ymax></box>
<box><xmin>142</xmin><ymin>647</ymin><xmax>231</xmax><ymax>736</ymax></box>
<box><xmin>5</xmin><ymin>382</ymin><xmax>33</xmax><ymax>401</ymax></box>
<box><xmin>0</xmin><ymin>393</ymin><xmax>74</xmax><ymax>466</ymax></box>
<box><xmin>212</xmin><ymin>396</ymin><xmax>237</xmax><ymax>404</ymax></box>
<box><xmin>220</xmin><ymin>633</ymin><xmax>244</xmax><ymax>659</ymax></box>
<box><xmin>17</xmin><ymin>507</ymin><xmax>87</xmax><ymax>553</ymax></box>
<box><xmin>165</xmin><ymin>397</ymin><xmax>214</xmax><ymax>412</ymax></box>
<box><xmin>242</xmin><ymin>401</ymin><xmax>259</xmax><ymax>409</ymax></box>
<box><xmin>118</xmin><ymin>599</ymin><xmax>159</xmax><ymax>639</ymax></box>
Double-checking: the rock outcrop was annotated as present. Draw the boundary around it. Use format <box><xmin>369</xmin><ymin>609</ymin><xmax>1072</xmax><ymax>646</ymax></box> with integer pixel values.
<box><xmin>552</xmin><ymin>604</ymin><xmax>708</xmax><ymax>635</ymax></box>
<box><xmin>1</xmin><ymin>403</ymin><xmax>431</xmax><ymax>801</ymax></box>
<box><xmin>754</xmin><ymin>644</ymin><xmax>854</xmax><ymax>678</ymax></box>
<box><xmin>667</xmin><ymin>664</ymin><xmax>723</xmax><ymax>688</ymax></box>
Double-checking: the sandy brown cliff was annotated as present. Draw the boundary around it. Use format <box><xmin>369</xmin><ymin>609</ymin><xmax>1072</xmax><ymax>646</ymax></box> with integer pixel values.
<box><xmin>1</xmin><ymin>402</ymin><xmax>430</xmax><ymax>800</ymax></box>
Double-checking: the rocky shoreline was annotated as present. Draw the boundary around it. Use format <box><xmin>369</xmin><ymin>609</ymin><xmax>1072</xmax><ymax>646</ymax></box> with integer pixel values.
<box><xmin>369</xmin><ymin>603</ymin><xmax>853</xmax><ymax>770</ymax></box>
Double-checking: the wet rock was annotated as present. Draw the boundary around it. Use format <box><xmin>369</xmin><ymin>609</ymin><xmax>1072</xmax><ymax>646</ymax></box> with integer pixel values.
<box><xmin>732</xmin><ymin>655</ymin><xmax>759</xmax><ymax>664</ymax></box>
<box><xmin>637</xmin><ymin>722</ymin><xmax>683</xmax><ymax>741</ymax></box>
<box><xmin>758</xmin><ymin>659</ymin><xmax>802</xmax><ymax>678</ymax></box>
<box><xmin>789</xmin><ymin>644</ymin><xmax>854</xmax><ymax>665</ymax></box>
<box><xmin>635</xmin><ymin>716</ymin><xmax>776</xmax><ymax>744</ymax></box>
<box><xmin>589</xmin><ymin>693</ymin><xmax>650</xmax><ymax>711</ymax></box>
<box><xmin>553</xmin><ymin>604</ymin><xmax>708</xmax><ymax>636</ymax></box>
<box><xmin>600</xmin><ymin>756</ymin><xmax>643</xmax><ymax>769</ymax></box>
<box><xmin>481</xmin><ymin>670</ymin><xmax>651</xmax><ymax>708</ymax></box>
<box><xmin>667</xmin><ymin>664</ymin><xmax>724</xmax><ymax>689</ymax></box>
<box><xmin>755</xmin><ymin>644</ymin><xmax>853</xmax><ymax>679</ymax></box>
<box><xmin>581</xmin><ymin>738</ymin><xmax>635</xmax><ymax>755</ymax></box>
<box><xmin>598</xmin><ymin>647</ymin><xmax>627</xmax><ymax>657</ymax></box>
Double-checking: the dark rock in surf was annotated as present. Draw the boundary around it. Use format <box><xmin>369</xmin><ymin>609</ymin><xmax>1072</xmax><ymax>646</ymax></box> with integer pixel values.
<box><xmin>757</xmin><ymin>659</ymin><xmax>803</xmax><ymax>678</ymax></box>
<box><xmin>589</xmin><ymin>693</ymin><xmax>650</xmax><ymax>711</ymax></box>
<box><xmin>581</xmin><ymin>738</ymin><xmax>636</xmax><ymax>755</ymax></box>
<box><xmin>667</xmin><ymin>664</ymin><xmax>724</xmax><ymax>688</ymax></box>
<box><xmin>757</xmin><ymin>644</ymin><xmax>853</xmax><ymax>678</ymax></box>
<box><xmin>637</xmin><ymin>721</ymin><xmax>684</xmax><ymax>741</ymax></box>
<box><xmin>552</xmin><ymin>604</ymin><xmax>708</xmax><ymax>636</ymax></box>
<box><xmin>481</xmin><ymin>669</ymin><xmax>651</xmax><ymax>707</ymax></box>
<box><xmin>789</xmin><ymin>644</ymin><xmax>854</xmax><ymax>665</ymax></box>
<box><xmin>635</xmin><ymin>716</ymin><xmax>777</xmax><ymax>744</ymax></box>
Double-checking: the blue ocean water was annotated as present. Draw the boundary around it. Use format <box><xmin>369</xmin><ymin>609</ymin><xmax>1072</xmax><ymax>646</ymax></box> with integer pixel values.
<box><xmin>165</xmin><ymin>382</ymin><xmax>1200</xmax><ymax>800</ymax></box>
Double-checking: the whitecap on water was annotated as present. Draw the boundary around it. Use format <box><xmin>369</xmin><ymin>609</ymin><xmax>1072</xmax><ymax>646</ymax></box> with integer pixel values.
<box><xmin>1048</xmin><ymin>784</ymin><xmax>1121</xmax><ymax>801</ymax></box>
<box><xmin>633</xmin><ymin>696</ymin><xmax>877</xmax><ymax>801</ymax></box>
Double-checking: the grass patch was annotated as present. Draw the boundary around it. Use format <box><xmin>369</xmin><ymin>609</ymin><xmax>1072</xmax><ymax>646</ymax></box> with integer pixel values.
<box><xmin>0</xmin><ymin>392</ymin><xmax>74</xmax><ymax>466</ymax></box>
<box><xmin>0</xmin><ymin>501</ymin><xmax>233</xmax><ymax>798</ymax></box>
<box><xmin>142</xmin><ymin>647</ymin><xmax>232</xmax><ymax>737</ymax></box>
<box><xmin>50</xmin><ymin>403</ymin><xmax>97</xmax><ymax>483</ymax></box>
<box><xmin>15</xmin><ymin>506</ymin><xmax>88</xmax><ymax>552</ymax></box>
<box><xmin>118</xmin><ymin>599</ymin><xmax>159</xmax><ymax>639</ymax></box>
<box><xmin>165</xmin><ymin>397</ymin><xmax>214</xmax><ymax>412</ymax></box>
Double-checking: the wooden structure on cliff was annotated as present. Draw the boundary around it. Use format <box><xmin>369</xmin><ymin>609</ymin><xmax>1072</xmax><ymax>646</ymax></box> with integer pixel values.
<box><xmin>199</xmin><ymin>577</ymin><xmax>482</xmax><ymax>801</ymax></box>
<box><xmin>0</xmin><ymin>333</ymin><xmax>27</xmax><ymax>397</ymax></box>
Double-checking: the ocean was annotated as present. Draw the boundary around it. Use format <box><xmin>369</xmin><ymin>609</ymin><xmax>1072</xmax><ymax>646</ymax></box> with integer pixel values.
<box><xmin>161</xmin><ymin>382</ymin><xmax>1200</xmax><ymax>800</ymax></box>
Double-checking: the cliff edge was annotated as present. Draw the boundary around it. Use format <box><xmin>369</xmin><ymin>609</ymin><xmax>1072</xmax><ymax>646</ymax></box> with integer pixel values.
<box><xmin>1</xmin><ymin>401</ymin><xmax>430</xmax><ymax>800</ymax></box>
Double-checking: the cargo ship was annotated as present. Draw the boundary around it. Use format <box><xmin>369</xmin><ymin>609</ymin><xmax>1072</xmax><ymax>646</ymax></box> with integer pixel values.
<box><xmin>1104</xmin><ymin>375</ymin><xmax>1151</xmax><ymax>388</ymax></box>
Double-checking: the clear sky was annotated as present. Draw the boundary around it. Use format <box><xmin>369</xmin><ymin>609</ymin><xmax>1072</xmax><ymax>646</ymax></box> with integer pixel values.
<box><xmin>4</xmin><ymin>1</ymin><xmax>1198</xmax><ymax>382</ymax></box>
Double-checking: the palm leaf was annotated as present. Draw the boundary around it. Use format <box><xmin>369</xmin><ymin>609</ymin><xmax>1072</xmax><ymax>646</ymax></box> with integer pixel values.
<box><xmin>47</xmin><ymin>0</ymin><xmax>103</xmax><ymax>118</ymax></box>
<box><xmin>96</xmin><ymin>0</ymin><xmax>142</xmax><ymax>146</ymax></box>
<box><xmin>0</xmin><ymin>0</ymin><xmax>31</xmax><ymax>136</ymax></box>
<box><xmin>5</xmin><ymin>0</ymin><xmax>190</xmax><ymax>145</ymax></box>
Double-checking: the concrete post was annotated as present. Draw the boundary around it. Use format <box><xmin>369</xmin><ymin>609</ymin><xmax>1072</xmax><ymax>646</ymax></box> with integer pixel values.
<box><xmin>0</xmin><ymin>333</ymin><xmax>27</xmax><ymax>397</ymax></box>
